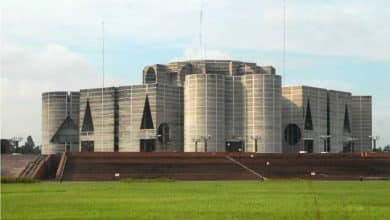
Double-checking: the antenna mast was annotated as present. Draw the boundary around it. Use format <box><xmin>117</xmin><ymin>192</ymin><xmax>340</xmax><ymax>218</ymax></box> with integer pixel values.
<box><xmin>200</xmin><ymin>0</ymin><xmax>204</xmax><ymax>59</ymax></box>
<box><xmin>101</xmin><ymin>21</ymin><xmax>105</xmax><ymax>152</ymax></box>
<box><xmin>283</xmin><ymin>0</ymin><xmax>286</xmax><ymax>82</ymax></box>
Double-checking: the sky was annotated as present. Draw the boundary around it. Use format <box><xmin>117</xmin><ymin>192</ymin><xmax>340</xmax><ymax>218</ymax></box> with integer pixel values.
<box><xmin>1</xmin><ymin>0</ymin><xmax>389</xmax><ymax>147</ymax></box>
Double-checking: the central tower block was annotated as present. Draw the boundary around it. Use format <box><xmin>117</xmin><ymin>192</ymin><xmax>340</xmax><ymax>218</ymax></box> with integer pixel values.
<box><xmin>184</xmin><ymin>74</ymin><xmax>225</xmax><ymax>152</ymax></box>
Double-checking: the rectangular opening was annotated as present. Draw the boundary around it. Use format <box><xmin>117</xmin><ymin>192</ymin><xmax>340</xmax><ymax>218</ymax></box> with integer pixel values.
<box><xmin>140</xmin><ymin>140</ymin><xmax>155</xmax><ymax>152</ymax></box>
<box><xmin>343</xmin><ymin>142</ymin><xmax>353</xmax><ymax>152</ymax></box>
<box><xmin>304</xmin><ymin>140</ymin><xmax>314</xmax><ymax>153</ymax></box>
<box><xmin>225</xmin><ymin>141</ymin><xmax>244</xmax><ymax>152</ymax></box>
<box><xmin>81</xmin><ymin>141</ymin><xmax>94</xmax><ymax>152</ymax></box>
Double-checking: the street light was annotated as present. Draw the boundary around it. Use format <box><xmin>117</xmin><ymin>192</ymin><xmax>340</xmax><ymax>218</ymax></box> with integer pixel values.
<box><xmin>369</xmin><ymin>136</ymin><xmax>380</xmax><ymax>151</ymax></box>
<box><xmin>156</xmin><ymin>134</ymin><xmax>163</xmax><ymax>151</ymax></box>
<box><xmin>319</xmin><ymin>135</ymin><xmax>331</xmax><ymax>153</ymax></box>
<box><xmin>192</xmin><ymin>136</ymin><xmax>201</xmax><ymax>152</ymax></box>
<box><xmin>201</xmin><ymin>135</ymin><xmax>212</xmax><ymax>152</ymax></box>
<box><xmin>250</xmin><ymin>135</ymin><xmax>261</xmax><ymax>153</ymax></box>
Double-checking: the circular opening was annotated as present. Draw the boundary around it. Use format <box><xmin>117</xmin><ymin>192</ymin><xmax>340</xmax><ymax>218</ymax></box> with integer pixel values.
<box><xmin>284</xmin><ymin>124</ymin><xmax>301</xmax><ymax>145</ymax></box>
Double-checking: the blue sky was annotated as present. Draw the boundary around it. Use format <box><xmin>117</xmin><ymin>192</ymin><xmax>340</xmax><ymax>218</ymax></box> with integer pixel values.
<box><xmin>1</xmin><ymin>0</ymin><xmax>389</xmax><ymax>147</ymax></box>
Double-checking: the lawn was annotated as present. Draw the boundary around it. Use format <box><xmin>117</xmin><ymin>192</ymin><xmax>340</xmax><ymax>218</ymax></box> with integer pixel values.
<box><xmin>1</xmin><ymin>180</ymin><xmax>390</xmax><ymax>220</ymax></box>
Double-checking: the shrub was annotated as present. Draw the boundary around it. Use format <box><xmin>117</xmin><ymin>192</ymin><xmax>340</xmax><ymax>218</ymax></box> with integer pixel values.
<box><xmin>1</xmin><ymin>176</ymin><xmax>39</xmax><ymax>184</ymax></box>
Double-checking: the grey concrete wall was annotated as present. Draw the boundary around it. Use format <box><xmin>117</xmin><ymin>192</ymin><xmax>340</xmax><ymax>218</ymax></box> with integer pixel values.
<box><xmin>184</xmin><ymin>74</ymin><xmax>225</xmax><ymax>152</ymax></box>
<box><xmin>117</xmin><ymin>84</ymin><xmax>183</xmax><ymax>152</ymax></box>
<box><xmin>41</xmin><ymin>91</ymin><xmax>79</xmax><ymax>154</ymax></box>
<box><xmin>328</xmin><ymin>90</ymin><xmax>352</xmax><ymax>152</ymax></box>
<box><xmin>282</xmin><ymin>86</ymin><xmax>328</xmax><ymax>153</ymax></box>
<box><xmin>41</xmin><ymin>60</ymin><xmax>372</xmax><ymax>154</ymax></box>
<box><xmin>117</xmin><ymin>85</ymin><xmax>157</xmax><ymax>152</ymax></box>
<box><xmin>79</xmin><ymin>87</ymin><xmax>116</xmax><ymax>152</ymax></box>
<box><xmin>242</xmin><ymin>74</ymin><xmax>282</xmax><ymax>153</ymax></box>
<box><xmin>351</xmin><ymin>96</ymin><xmax>372</xmax><ymax>152</ymax></box>
<box><xmin>224</xmin><ymin>76</ymin><xmax>246</xmax><ymax>146</ymax></box>
<box><xmin>155</xmin><ymin>85</ymin><xmax>184</xmax><ymax>152</ymax></box>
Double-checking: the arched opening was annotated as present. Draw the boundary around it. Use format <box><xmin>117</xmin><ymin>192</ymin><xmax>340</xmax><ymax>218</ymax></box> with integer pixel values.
<box><xmin>145</xmin><ymin>67</ymin><xmax>156</xmax><ymax>84</ymax></box>
<box><xmin>284</xmin><ymin>124</ymin><xmax>301</xmax><ymax>145</ymax></box>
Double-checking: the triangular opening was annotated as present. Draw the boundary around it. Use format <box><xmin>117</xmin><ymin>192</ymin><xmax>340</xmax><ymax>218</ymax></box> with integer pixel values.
<box><xmin>51</xmin><ymin>116</ymin><xmax>79</xmax><ymax>144</ymax></box>
<box><xmin>343</xmin><ymin>104</ymin><xmax>351</xmax><ymax>133</ymax></box>
<box><xmin>304</xmin><ymin>99</ymin><xmax>313</xmax><ymax>130</ymax></box>
<box><xmin>82</xmin><ymin>100</ymin><xmax>94</xmax><ymax>132</ymax></box>
<box><xmin>140</xmin><ymin>95</ymin><xmax>154</xmax><ymax>129</ymax></box>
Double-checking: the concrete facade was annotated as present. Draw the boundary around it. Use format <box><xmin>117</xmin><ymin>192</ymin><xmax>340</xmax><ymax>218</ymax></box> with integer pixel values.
<box><xmin>282</xmin><ymin>86</ymin><xmax>370</xmax><ymax>153</ymax></box>
<box><xmin>351</xmin><ymin>96</ymin><xmax>372</xmax><ymax>152</ymax></box>
<box><xmin>41</xmin><ymin>60</ymin><xmax>372</xmax><ymax>154</ymax></box>
<box><xmin>42</xmin><ymin>91</ymin><xmax>79</xmax><ymax>154</ymax></box>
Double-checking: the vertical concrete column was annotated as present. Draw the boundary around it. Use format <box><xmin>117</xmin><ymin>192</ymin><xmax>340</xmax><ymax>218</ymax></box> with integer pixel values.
<box><xmin>184</xmin><ymin>74</ymin><xmax>225</xmax><ymax>152</ymax></box>
<box><xmin>242</xmin><ymin>74</ymin><xmax>282</xmax><ymax>153</ymax></box>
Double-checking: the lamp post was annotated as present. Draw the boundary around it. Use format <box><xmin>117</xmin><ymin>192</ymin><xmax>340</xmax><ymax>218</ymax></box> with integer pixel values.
<box><xmin>192</xmin><ymin>136</ymin><xmax>201</xmax><ymax>152</ymax></box>
<box><xmin>238</xmin><ymin>147</ymin><xmax>242</xmax><ymax>163</ymax></box>
<box><xmin>156</xmin><ymin>134</ymin><xmax>163</xmax><ymax>151</ymax></box>
<box><xmin>319</xmin><ymin>135</ymin><xmax>331</xmax><ymax>153</ymax></box>
<box><xmin>201</xmin><ymin>135</ymin><xmax>211</xmax><ymax>152</ymax></box>
<box><xmin>250</xmin><ymin>135</ymin><xmax>261</xmax><ymax>153</ymax></box>
<box><xmin>369</xmin><ymin>136</ymin><xmax>380</xmax><ymax>152</ymax></box>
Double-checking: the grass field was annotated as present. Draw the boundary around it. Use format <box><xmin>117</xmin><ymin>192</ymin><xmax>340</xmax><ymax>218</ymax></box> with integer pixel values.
<box><xmin>2</xmin><ymin>180</ymin><xmax>390</xmax><ymax>220</ymax></box>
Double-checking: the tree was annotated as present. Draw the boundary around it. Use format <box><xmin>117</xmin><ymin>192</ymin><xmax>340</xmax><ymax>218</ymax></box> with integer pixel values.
<box><xmin>384</xmin><ymin>145</ymin><xmax>390</xmax><ymax>152</ymax></box>
<box><xmin>24</xmin><ymin>136</ymin><xmax>35</xmax><ymax>152</ymax></box>
<box><xmin>18</xmin><ymin>136</ymin><xmax>41</xmax><ymax>154</ymax></box>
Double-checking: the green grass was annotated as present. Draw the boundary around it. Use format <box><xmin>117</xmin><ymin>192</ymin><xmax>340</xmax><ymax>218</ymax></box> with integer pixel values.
<box><xmin>2</xmin><ymin>180</ymin><xmax>390</xmax><ymax>220</ymax></box>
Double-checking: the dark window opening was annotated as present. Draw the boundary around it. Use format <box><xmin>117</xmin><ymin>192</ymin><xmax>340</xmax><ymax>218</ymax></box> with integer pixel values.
<box><xmin>114</xmin><ymin>89</ymin><xmax>119</xmax><ymax>152</ymax></box>
<box><xmin>304</xmin><ymin>100</ymin><xmax>313</xmax><ymax>130</ymax></box>
<box><xmin>158</xmin><ymin>123</ymin><xmax>170</xmax><ymax>144</ymax></box>
<box><xmin>284</xmin><ymin>124</ymin><xmax>302</xmax><ymax>145</ymax></box>
<box><xmin>304</xmin><ymin>140</ymin><xmax>314</xmax><ymax>153</ymax></box>
<box><xmin>81</xmin><ymin>141</ymin><xmax>94</xmax><ymax>152</ymax></box>
<box><xmin>225</xmin><ymin>141</ymin><xmax>244</xmax><ymax>152</ymax></box>
<box><xmin>81</xmin><ymin>100</ymin><xmax>94</xmax><ymax>132</ymax></box>
<box><xmin>51</xmin><ymin>116</ymin><xmax>79</xmax><ymax>144</ymax></box>
<box><xmin>140</xmin><ymin>140</ymin><xmax>155</xmax><ymax>152</ymax></box>
<box><xmin>140</xmin><ymin>96</ymin><xmax>154</xmax><ymax>129</ymax></box>
<box><xmin>326</xmin><ymin>94</ymin><xmax>331</xmax><ymax>151</ymax></box>
<box><xmin>65</xmin><ymin>143</ymin><xmax>71</xmax><ymax>152</ymax></box>
<box><xmin>343</xmin><ymin>104</ymin><xmax>351</xmax><ymax>133</ymax></box>
<box><xmin>343</xmin><ymin>142</ymin><xmax>354</xmax><ymax>152</ymax></box>
<box><xmin>145</xmin><ymin>67</ymin><xmax>156</xmax><ymax>84</ymax></box>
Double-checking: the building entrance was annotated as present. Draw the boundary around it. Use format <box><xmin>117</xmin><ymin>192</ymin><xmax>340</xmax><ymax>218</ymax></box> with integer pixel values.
<box><xmin>225</xmin><ymin>141</ymin><xmax>244</xmax><ymax>152</ymax></box>
<box><xmin>304</xmin><ymin>140</ymin><xmax>314</xmax><ymax>153</ymax></box>
<box><xmin>140</xmin><ymin>140</ymin><xmax>155</xmax><ymax>152</ymax></box>
<box><xmin>81</xmin><ymin>141</ymin><xmax>94</xmax><ymax>152</ymax></box>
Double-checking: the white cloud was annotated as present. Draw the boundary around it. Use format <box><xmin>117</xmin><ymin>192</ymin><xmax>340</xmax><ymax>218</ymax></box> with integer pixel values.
<box><xmin>1</xmin><ymin>0</ymin><xmax>389</xmax><ymax>144</ymax></box>
<box><xmin>0</xmin><ymin>43</ymin><xmax>123</xmax><ymax>143</ymax></box>
<box><xmin>2</xmin><ymin>0</ymin><xmax>389</xmax><ymax>60</ymax></box>
<box><xmin>170</xmin><ymin>48</ymin><xmax>231</xmax><ymax>61</ymax></box>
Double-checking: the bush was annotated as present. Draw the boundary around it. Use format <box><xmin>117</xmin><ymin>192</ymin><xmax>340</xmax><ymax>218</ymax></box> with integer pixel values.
<box><xmin>1</xmin><ymin>176</ymin><xmax>39</xmax><ymax>184</ymax></box>
<box><xmin>120</xmin><ymin>177</ymin><xmax>175</xmax><ymax>183</ymax></box>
